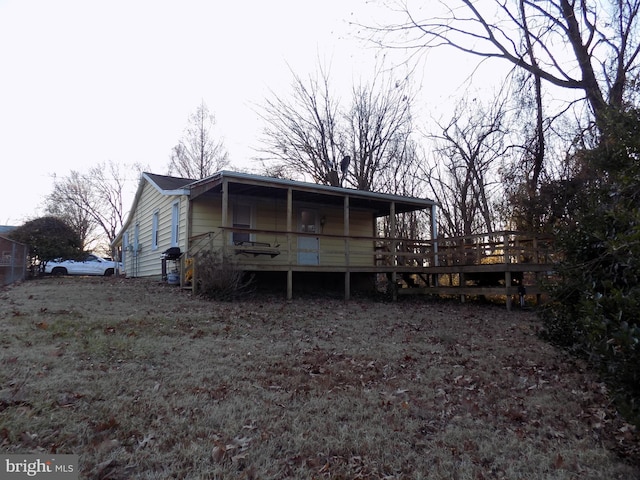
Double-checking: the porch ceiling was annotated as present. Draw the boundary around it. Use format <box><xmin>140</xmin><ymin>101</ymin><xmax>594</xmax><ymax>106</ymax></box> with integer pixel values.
<box><xmin>190</xmin><ymin>172</ymin><xmax>435</xmax><ymax>216</ymax></box>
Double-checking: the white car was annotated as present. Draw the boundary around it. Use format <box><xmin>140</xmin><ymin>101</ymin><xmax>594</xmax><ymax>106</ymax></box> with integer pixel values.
<box><xmin>45</xmin><ymin>254</ymin><xmax>122</xmax><ymax>276</ymax></box>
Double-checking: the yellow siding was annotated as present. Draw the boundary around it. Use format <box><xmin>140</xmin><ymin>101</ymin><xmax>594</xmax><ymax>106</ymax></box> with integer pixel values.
<box><xmin>191</xmin><ymin>196</ymin><xmax>287</xmax><ymax>243</ymax></box>
<box><xmin>189</xmin><ymin>195</ymin><xmax>376</xmax><ymax>268</ymax></box>
<box><xmin>191</xmin><ymin>197</ymin><xmax>221</xmax><ymax>237</ymax></box>
<box><xmin>318</xmin><ymin>208</ymin><xmax>374</xmax><ymax>267</ymax></box>
<box><xmin>123</xmin><ymin>181</ymin><xmax>188</xmax><ymax>278</ymax></box>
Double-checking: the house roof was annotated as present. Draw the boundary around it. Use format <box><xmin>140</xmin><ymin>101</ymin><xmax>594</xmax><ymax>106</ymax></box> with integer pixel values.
<box><xmin>190</xmin><ymin>170</ymin><xmax>437</xmax><ymax>216</ymax></box>
<box><xmin>0</xmin><ymin>225</ymin><xmax>17</xmax><ymax>234</ymax></box>
<box><xmin>112</xmin><ymin>173</ymin><xmax>193</xmax><ymax>246</ymax></box>
<box><xmin>0</xmin><ymin>234</ymin><xmax>27</xmax><ymax>246</ymax></box>
<box><xmin>144</xmin><ymin>172</ymin><xmax>195</xmax><ymax>192</ymax></box>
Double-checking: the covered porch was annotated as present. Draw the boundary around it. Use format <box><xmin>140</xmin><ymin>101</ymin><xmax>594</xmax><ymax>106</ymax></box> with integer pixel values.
<box><xmin>181</xmin><ymin>171</ymin><xmax>438</xmax><ymax>299</ymax></box>
<box><xmin>181</xmin><ymin>226</ymin><xmax>554</xmax><ymax>308</ymax></box>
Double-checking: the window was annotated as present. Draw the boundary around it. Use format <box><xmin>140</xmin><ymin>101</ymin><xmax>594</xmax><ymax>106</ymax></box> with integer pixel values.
<box><xmin>171</xmin><ymin>201</ymin><xmax>180</xmax><ymax>247</ymax></box>
<box><xmin>300</xmin><ymin>209</ymin><xmax>317</xmax><ymax>233</ymax></box>
<box><xmin>1</xmin><ymin>251</ymin><xmax>11</xmax><ymax>265</ymax></box>
<box><xmin>151</xmin><ymin>211</ymin><xmax>159</xmax><ymax>250</ymax></box>
<box><xmin>232</xmin><ymin>204</ymin><xmax>252</xmax><ymax>244</ymax></box>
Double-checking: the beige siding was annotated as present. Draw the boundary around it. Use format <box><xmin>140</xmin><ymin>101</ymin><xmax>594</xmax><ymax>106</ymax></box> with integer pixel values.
<box><xmin>123</xmin><ymin>182</ymin><xmax>188</xmax><ymax>278</ymax></box>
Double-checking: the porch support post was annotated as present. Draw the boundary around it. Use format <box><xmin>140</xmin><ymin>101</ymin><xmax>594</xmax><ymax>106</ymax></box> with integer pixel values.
<box><xmin>505</xmin><ymin>236</ymin><xmax>512</xmax><ymax>310</ymax></box>
<box><xmin>390</xmin><ymin>201</ymin><xmax>397</xmax><ymax>301</ymax></box>
<box><xmin>286</xmin><ymin>187</ymin><xmax>293</xmax><ymax>300</ymax></box>
<box><xmin>344</xmin><ymin>195</ymin><xmax>350</xmax><ymax>300</ymax></box>
<box><xmin>431</xmin><ymin>204</ymin><xmax>439</xmax><ymax>267</ymax></box>
<box><xmin>221</xmin><ymin>178</ymin><xmax>229</xmax><ymax>252</ymax></box>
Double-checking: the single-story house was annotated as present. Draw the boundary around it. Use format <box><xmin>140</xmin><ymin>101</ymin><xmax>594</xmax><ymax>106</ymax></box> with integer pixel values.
<box><xmin>111</xmin><ymin>171</ymin><xmax>438</xmax><ymax>298</ymax></box>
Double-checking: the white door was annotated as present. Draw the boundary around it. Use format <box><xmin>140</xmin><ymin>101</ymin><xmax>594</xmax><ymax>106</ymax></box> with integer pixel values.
<box><xmin>298</xmin><ymin>209</ymin><xmax>319</xmax><ymax>265</ymax></box>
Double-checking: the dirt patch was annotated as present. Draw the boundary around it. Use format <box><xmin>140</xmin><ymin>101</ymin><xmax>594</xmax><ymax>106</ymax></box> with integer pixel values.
<box><xmin>1</xmin><ymin>276</ymin><xmax>638</xmax><ymax>479</ymax></box>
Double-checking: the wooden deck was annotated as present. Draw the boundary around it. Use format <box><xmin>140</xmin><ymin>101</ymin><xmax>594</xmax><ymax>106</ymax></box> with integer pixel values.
<box><xmin>374</xmin><ymin>232</ymin><xmax>554</xmax><ymax>309</ymax></box>
<box><xmin>182</xmin><ymin>230</ymin><xmax>556</xmax><ymax>308</ymax></box>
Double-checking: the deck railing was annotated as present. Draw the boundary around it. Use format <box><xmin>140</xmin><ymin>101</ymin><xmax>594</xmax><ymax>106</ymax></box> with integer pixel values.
<box><xmin>186</xmin><ymin>228</ymin><xmax>555</xmax><ymax>270</ymax></box>
<box><xmin>432</xmin><ymin>231</ymin><xmax>556</xmax><ymax>267</ymax></box>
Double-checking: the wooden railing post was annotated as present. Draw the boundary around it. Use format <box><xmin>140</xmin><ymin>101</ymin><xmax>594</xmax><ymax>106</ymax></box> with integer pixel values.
<box><xmin>390</xmin><ymin>201</ymin><xmax>397</xmax><ymax>301</ymax></box>
<box><xmin>504</xmin><ymin>232</ymin><xmax>511</xmax><ymax>265</ymax></box>
<box><xmin>431</xmin><ymin>204</ymin><xmax>439</xmax><ymax>267</ymax></box>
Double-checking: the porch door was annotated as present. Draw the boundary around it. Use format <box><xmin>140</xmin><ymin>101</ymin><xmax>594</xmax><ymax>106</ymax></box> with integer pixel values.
<box><xmin>298</xmin><ymin>209</ymin><xmax>319</xmax><ymax>265</ymax></box>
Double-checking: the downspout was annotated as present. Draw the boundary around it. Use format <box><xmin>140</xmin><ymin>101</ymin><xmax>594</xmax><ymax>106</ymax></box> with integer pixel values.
<box><xmin>187</xmin><ymin>192</ymin><xmax>193</xmax><ymax>254</ymax></box>
<box><xmin>186</xmin><ymin>191</ymin><xmax>193</xmax><ymax>288</ymax></box>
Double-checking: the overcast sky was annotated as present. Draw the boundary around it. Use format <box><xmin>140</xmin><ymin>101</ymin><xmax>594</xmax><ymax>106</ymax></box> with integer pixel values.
<box><xmin>0</xmin><ymin>0</ymin><xmax>480</xmax><ymax>226</ymax></box>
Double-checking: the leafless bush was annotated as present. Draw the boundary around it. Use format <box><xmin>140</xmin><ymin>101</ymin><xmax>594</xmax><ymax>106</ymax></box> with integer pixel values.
<box><xmin>194</xmin><ymin>250</ymin><xmax>253</xmax><ymax>300</ymax></box>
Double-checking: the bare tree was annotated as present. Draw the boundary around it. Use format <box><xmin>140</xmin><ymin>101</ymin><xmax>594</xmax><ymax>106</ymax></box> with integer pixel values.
<box><xmin>516</xmin><ymin>0</ymin><xmax>546</xmax><ymax>195</ymax></box>
<box><xmin>168</xmin><ymin>101</ymin><xmax>229</xmax><ymax>180</ymax></box>
<box><xmin>423</xmin><ymin>97</ymin><xmax>508</xmax><ymax>237</ymax></box>
<box><xmin>498</xmin><ymin>66</ymin><xmax>557</xmax><ymax>231</ymax></box>
<box><xmin>258</xmin><ymin>64</ymin><xmax>415</xmax><ymax>191</ymax></box>
<box><xmin>45</xmin><ymin>160</ymin><xmax>135</xmax><ymax>253</ymax></box>
<box><xmin>377</xmin><ymin>139</ymin><xmax>431</xmax><ymax>240</ymax></box>
<box><xmin>86</xmin><ymin>161</ymin><xmax>128</xmax><ymax>244</ymax></box>
<box><xmin>259</xmin><ymin>66</ymin><xmax>345</xmax><ymax>186</ymax></box>
<box><xmin>375</xmin><ymin>0</ymin><xmax>640</xmax><ymax>132</ymax></box>
<box><xmin>345</xmin><ymin>74</ymin><xmax>414</xmax><ymax>191</ymax></box>
<box><xmin>45</xmin><ymin>171</ymin><xmax>95</xmax><ymax>250</ymax></box>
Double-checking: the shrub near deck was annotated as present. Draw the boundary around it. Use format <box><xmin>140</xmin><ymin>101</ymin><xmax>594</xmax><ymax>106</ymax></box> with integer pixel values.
<box><xmin>0</xmin><ymin>277</ymin><xmax>638</xmax><ymax>479</ymax></box>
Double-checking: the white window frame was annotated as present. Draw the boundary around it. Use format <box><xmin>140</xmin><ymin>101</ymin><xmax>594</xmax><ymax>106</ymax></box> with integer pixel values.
<box><xmin>231</xmin><ymin>202</ymin><xmax>255</xmax><ymax>244</ymax></box>
<box><xmin>151</xmin><ymin>211</ymin><xmax>159</xmax><ymax>250</ymax></box>
<box><xmin>171</xmin><ymin>201</ymin><xmax>180</xmax><ymax>247</ymax></box>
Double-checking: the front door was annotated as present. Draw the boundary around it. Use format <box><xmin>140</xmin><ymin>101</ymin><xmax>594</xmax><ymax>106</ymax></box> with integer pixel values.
<box><xmin>298</xmin><ymin>209</ymin><xmax>319</xmax><ymax>265</ymax></box>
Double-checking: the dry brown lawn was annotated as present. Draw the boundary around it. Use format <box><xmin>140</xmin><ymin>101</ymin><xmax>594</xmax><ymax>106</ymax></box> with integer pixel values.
<box><xmin>1</xmin><ymin>276</ymin><xmax>639</xmax><ymax>479</ymax></box>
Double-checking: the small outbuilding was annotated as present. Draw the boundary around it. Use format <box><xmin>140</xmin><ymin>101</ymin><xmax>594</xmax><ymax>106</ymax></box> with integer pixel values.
<box><xmin>0</xmin><ymin>234</ymin><xmax>28</xmax><ymax>286</ymax></box>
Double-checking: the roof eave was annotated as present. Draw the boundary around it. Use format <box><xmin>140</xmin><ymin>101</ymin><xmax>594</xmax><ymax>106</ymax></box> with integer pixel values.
<box><xmin>190</xmin><ymin>170</ymin><xmax>437</xmax><ymax>208</ymax></box>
